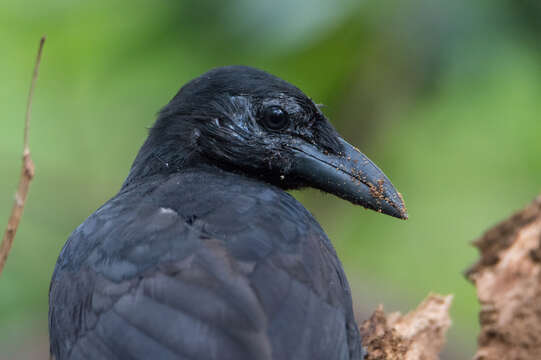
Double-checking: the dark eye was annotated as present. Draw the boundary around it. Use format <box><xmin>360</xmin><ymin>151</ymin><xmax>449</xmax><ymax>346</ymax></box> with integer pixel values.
<box><xmin>262</xmin><ymin>106</ymin><xmax>289</xmax><ymax>131</ymax></box>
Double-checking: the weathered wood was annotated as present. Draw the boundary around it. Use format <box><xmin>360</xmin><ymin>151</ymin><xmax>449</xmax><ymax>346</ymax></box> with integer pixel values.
<box><xmin>360</xmin><ymin>294</ymin><xmax>452</xmax><ymax>360</ymax></box>
<box><xmin>467</xmin><ymin>196</ymin><xmax>541</xmax><ymax>360</ymax></box>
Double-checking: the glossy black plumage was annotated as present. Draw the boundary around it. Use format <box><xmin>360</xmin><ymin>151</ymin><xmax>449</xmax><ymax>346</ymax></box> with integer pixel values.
<box><xmin>49</xmin><ymin>66</ymin><xmax>406</xmax><ymax>360</ymax></box>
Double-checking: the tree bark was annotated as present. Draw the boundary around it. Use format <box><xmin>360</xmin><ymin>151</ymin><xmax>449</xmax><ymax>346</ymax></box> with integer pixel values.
<box><xmin>361</xmin><ymin>196</ymin><xmax>541</xmax><ymax>359</ymax></box>
<box><xmin>467</xmin><ymin>196</ymin><xmax>541</xmax><ymax>360</ymax></box>
<box><xmin>360</xmin><ymin>294</ymin><xmax>453</xmax><ymax>360</ymax></box>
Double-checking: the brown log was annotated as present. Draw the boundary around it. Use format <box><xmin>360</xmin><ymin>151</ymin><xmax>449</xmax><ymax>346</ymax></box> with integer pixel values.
<box><xmin>360</xmin><ymin>293</ymin><xmax>453</xmax><ymax>360</ymax></box>
<box><xmin>467</xmin><ymin>196</ymin><xmax>541</xmax><ymax>360</ymax></box>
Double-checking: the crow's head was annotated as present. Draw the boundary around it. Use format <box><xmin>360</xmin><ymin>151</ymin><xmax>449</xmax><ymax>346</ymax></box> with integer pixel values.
<box><xmin>127</xmin><ymin>66</ymin><xmax>407</xmax><ymax>219</ymax></box>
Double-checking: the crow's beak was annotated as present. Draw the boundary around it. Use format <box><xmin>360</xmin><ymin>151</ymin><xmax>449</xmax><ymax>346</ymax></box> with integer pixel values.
<box><xmin>290</xmin><ymin>137</ymin><xmax>407</xmax><ymax>219</ymax></box>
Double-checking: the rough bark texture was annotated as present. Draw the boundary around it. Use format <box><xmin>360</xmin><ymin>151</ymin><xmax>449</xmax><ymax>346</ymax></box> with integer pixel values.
<box><xmin>467</xmin><ymin>196</ymin><xmax>541</xmax><ymax>360</ymax></box>
<box><xmin>360</xmin><ymin>294</ymin><xmax>453</xmax><ymax>360</ymax></box>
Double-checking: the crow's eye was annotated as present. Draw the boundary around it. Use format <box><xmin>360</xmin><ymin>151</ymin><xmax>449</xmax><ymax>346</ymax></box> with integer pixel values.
<box><xmin>261</xmin><ymin>106</ymin><xmax>289</xmax><ymax>131</ymax></box>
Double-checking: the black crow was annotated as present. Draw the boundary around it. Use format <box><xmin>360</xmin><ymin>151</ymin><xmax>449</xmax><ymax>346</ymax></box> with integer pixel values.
<box><xmin>49</xmin><ymin>66</ymin><xmax>406</xmax><ymax>360</ymax></box>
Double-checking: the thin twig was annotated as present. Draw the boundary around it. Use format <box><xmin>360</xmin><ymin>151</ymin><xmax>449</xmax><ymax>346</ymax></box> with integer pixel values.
<box><xmin>0</xmin><ymin>36</ymin><xmax>46</xmax><ymax>276</ymax></box>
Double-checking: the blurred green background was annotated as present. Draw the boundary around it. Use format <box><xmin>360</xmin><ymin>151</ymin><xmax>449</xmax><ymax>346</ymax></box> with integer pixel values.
<box><xmin>1</xmin><ymin>0</ymin><xmax>540</xmax><ymax>359</ymax></box>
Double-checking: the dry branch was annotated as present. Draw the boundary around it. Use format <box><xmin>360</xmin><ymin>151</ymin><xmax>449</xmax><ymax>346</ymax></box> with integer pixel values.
<box><xmin>467</xmin><ymin>195</ymin><xmax>541</xmax><ymax>360</ymax></box>
<box><xmin>360</xmin><ymin>293</ymin><xmax>453</xmax><ymax>360</ymax></box>
<box><xmin>0</xmin><ymin>36</ymin><xmax>45</xmax><ymax>276</ymax></box>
